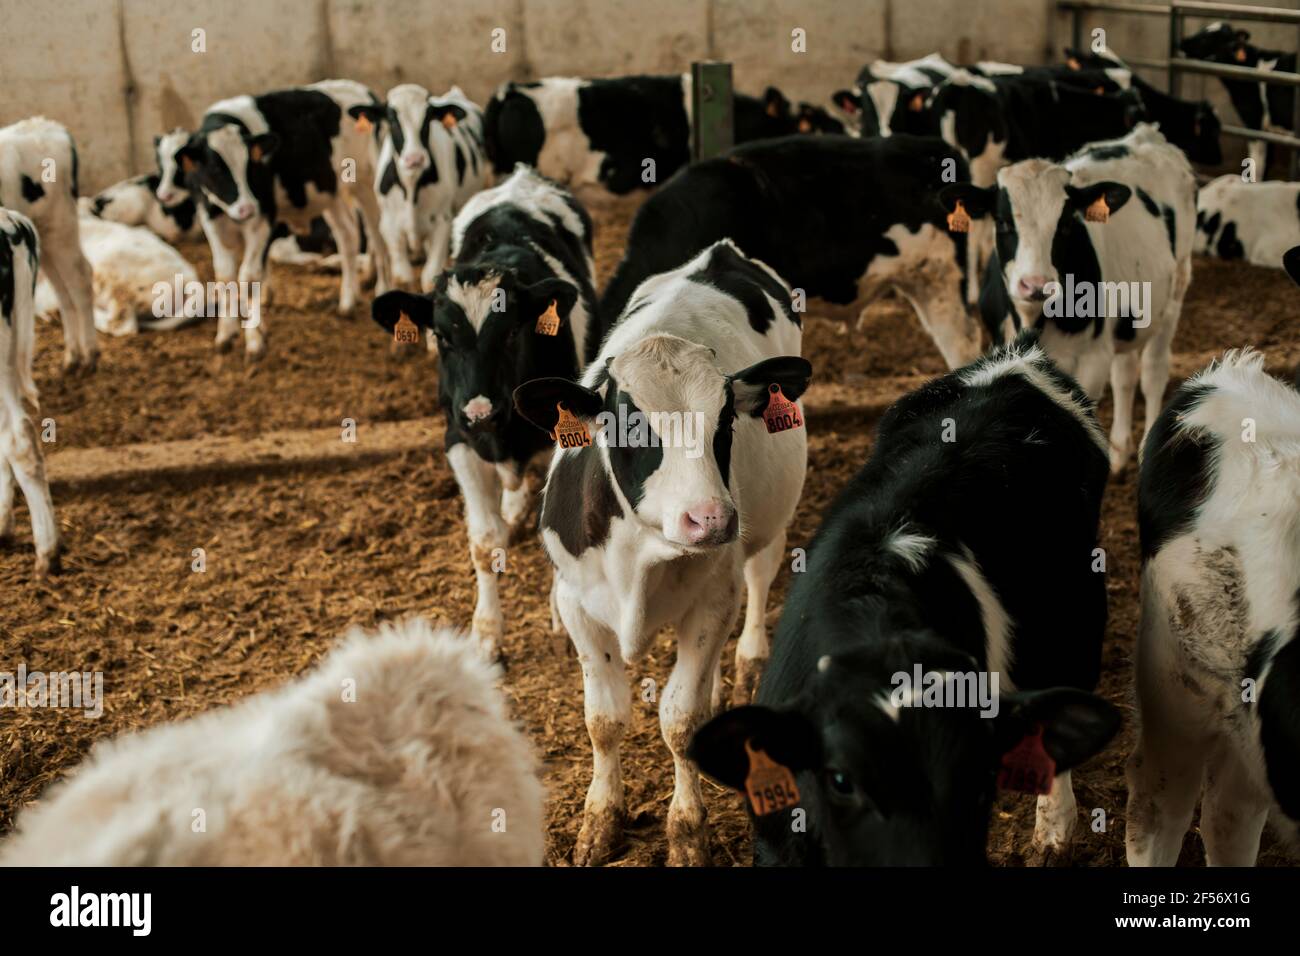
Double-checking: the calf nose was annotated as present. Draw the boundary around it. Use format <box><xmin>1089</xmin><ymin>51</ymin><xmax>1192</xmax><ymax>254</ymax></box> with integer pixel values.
<box><xmin>461</xmin><ymin>396</ymin><xmax>496</xmax><ymax>429</ymax></box>
<box><xmin>680</xmin><ymin>499</ymin><xmax>739</xmax><ymax>546</ymax></box>
<box><xmin>233</xmin><ymin>202</ymin><xmax>255</xmax><ymax>221</ymax></box>
<box><xmin>156</xmin><ymin>190</ymin><xmax>175</xmax><ymax>205</ymax></box>
<box><xmin>1016</xmin><ymin>274</ymin><xmax>1050</xmax><ymax>300</ymax></box>
<box><xmin>402</xmin><ymin>151</ymin><xmax>426</xmax><ymax>170</ymax></box>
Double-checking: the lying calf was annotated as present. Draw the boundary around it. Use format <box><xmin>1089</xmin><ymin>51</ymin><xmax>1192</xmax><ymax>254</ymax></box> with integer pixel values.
<box><xmin>515</xmin><ymin>239</ymin><xmax>810</xmax><ymax>865</ymax></box>
<box><xmin>691</xmin><ymin>333</ymin><xmax>1120</xmax><ymax>865</ymax></box>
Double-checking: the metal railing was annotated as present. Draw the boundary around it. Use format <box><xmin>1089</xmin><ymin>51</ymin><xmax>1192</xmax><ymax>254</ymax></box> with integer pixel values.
<box><xmin>1058</xmin><ymin>0</ymin><xmax>1300</xmax><ymax>172</ymax></box>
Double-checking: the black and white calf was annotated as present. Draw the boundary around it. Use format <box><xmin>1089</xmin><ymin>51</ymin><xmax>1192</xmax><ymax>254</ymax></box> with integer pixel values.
<box><xmin>1195</xmin><ymin>173</ymin><xmax>1300</xmax><ymax>267</ymax></box>
<box><xmin>832</xmin><ymin>53</ymin><xmax>958</xmax><ymax>138</ymax></box>
<box><xmin>349</xmin><ymin>85</ymin><xmax>489</xmax><ymax>292</ymax></box>
<box><xmin>170</xmin><ymin>80</ymin><xmax>392</xmax><ymax>355</ymax></box>
<box><xmin>600</xmin><ymin>134</ymin><xmax>984</xmax><ymax>370</ymax></box>
<box><xmin>513</xmin><ymin>239</ymin><xmax>811</xmax><ymax>866</ymax></box>
<box><xmin>0</xmin><ymin>117</ymin><xmax>97</xmax><ymax>371</ymax></box>
<box><xmin>90</xmin><ymin>171</ymin><xmax>201</xmax><ymax>243</ymax></box>
<box><xmin>482</xmin><ymin>75</ymin><xmax>819</xmax><ymax>193</ymax></box>
<box><xmin>369</xmin><ymin>165</ymin><xmax>597</xmax><ymax>654</ymax></box>
<box><xmin>0</xmin><ymin>210</ymin><xmax>60</xmax><ymax>579</ymax></box>
<box><xmin>1180</xmin><ymin>21</ymin><xmax>1295</xmax><ymax>177</ymax></box>
<box><xmin>1128</xmin><ymin>347</ymin><xmax>1300</xmax><ymax>865</ymax></box>
<box><xmin>690</xmin><ymin>334</ymin><xmax>1118</xmax><ymax>865</ymax></box>
<box><xmin>940</xmin><ymin>124</ymin><xmax>1196</xmax><ymax>473</ymax></box>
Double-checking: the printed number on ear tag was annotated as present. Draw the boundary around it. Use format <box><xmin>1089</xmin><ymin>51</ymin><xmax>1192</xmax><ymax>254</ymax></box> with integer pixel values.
<box><xmin>393</xmin><ymin>312</ymin><xmax>420</xmax><ymax>345</ymax></box>
<box><xmin>763</xmin><ymin>384</ymin><xmax>804</xmax><ymax>435</ymax></box>
<box><xmin>1085</xmin><ymin>195</ymin><xmax>1110</xmax><ymax>223</ymax></box>
<box><xmin>551</xmin><ymin>402</ymin><xmax>591</xmax><ymax>449</ymax></box>
<box><xmin>744</xmin><ymin>739</ymin><xmax>800</xmax><ymax>816</ymax></box>
<box><xmin>997</xmin><ymin>724</ymin><xmax>1056</xmax><ymax>795</ymax></box>
<box><xmin>355</xmin><ymin>114</ymin><xmax>373</xmax><ymax>134</ymax></box>
<box><xmin>535</xmin><ymin>299</ymin><xmax>560</xmax><ymax>336</ymax></box>
<box><xmin>947</xmin><ymin>200</ymin><xmax>971</xmax><ymax>233</ymax></box>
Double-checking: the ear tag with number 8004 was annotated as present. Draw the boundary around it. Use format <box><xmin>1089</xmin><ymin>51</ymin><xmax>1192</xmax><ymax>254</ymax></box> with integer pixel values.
<box><xmin>551</xmin><ymin>402</ymin><xmax>591</xmax><ymax>449</ymax></box>
<box><xmin>744</xmin><ymin>739</ymin><xmax>800</xmax><ymax>815</ymax></box>
<box><xmin>763</xmin><ymin>384</ymin><xmax>804</xmax><ymax>435</ymax></box>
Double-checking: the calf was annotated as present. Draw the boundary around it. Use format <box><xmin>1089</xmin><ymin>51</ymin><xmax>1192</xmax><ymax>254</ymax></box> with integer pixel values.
<box><xmin>0</xmin><ymin>210</ymin><xmax>60</xmax><ymax>579</ymax></box>
<box><xmin>169</xmin><ymin>80</ymin><xmax>392</xmax><ymax>356</ymax></box>
<box><xmin>600</xmin><ymin>134</ymin><xmax>984</xmax><ymax>370</ymax></box>
<box><xmin>833</xmin><ymin>53</ymin><xmax>958</xmax><ymax>137</ymax></box>
<box><xmin>690</xmin><ymin>333</ymin><xmax>1119</xmax><ymax>865</ymax></box>
<box><xmin>1180</xmin><ymin>21</ymin><xmax>1296</xmax><ymax>177</ymax></box>
<box><xmin>482</xmin><ymin>75</ymin><xmax>820</xmax><ymax>193</ymax></box>
<box><xmin>369</xmin><ymin>165</ymin><xmax>597</xmax><ymax>655</ymax></box>
<box><xmin>1195</xmin><ymin>173</ymin><xmax>1300</xmax><ymax>267</ymax></box>
<box><xmin>0</xmin><ymin>117</ymin><xmax>97</xmax><ymax>371</ymax></box>
<box><xmin>512</xmin><ymin>239</ymin><xmax>811</xmax><ymax>866</ymax></box>
<box><xmin>349</xmin><ymin>85</ymin><xmax>489</xmax><ymax>292</ymax></box>
<box><xmin>1127</xmin><ymin>347</ymin><xmax>1300</xmax><ymax>865</ymax></box>
<box><xmin>89</xmin><ymin>172</ymin><xmax>201</xmax><ymax>243</ymax></box>
<box><xmin>1063</xmin><ymin>46</ymin><xmax>1223</xmax><ymax>165</ymax></box>
<box><xmin>940</xmin><ymin>124</ymin><xmax>1196</xmax><ymax>473</ymax></box>
<box><xmin>0</xmin><ymin>619</ymin><xmax>544</xmax><ymax>866</ymax></box>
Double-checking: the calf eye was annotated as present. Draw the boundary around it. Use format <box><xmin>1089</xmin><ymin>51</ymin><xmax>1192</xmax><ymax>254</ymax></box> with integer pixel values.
<box><xmin>996</xmin><ymin>218</ymin><xmax>1014</xmax><ymax>234</ymax></box>
<box><xmin>826</xmin><ymin>768</ymin><xmax>855</xmax><ymax>797</ymax></box>
<box><xmin>435</xmin><ymin>331</ymin><xmax>451</xmax><ymax>350</ymax></box>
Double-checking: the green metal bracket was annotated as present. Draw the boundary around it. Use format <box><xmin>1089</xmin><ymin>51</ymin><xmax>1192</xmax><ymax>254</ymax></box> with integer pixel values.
<box><xmin>691</xmin><ymin>61</ymin><xmax>735</xmax><ymax>162</ymax></box>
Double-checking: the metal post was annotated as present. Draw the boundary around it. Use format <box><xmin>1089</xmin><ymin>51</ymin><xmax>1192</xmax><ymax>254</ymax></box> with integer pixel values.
<box><xmin>1168</xmin><ymin>6</ymin><xmax>1181</xmax><ymax>97</ymax></box>
<box><xmin>1072</xmin><ymin>9</ymin><xmax>1083</xmax><ymax>54</ymax></box>
<box><xmin>691</xmin><ymin>61</ymin><xmax>734</xmax><ymax>162</ymax></box>
<box><xmin>1293</xmin><ymin>23</ymin><xmax>1300</xmax><ymax>179</ymax></box>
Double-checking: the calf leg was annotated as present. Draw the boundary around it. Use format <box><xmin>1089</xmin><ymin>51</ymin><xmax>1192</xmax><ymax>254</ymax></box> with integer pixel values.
<box><xmin>420</xmin><ymin>214</ymin><xmax>453</xmax><ymax>293</ymax></box>
<box><xmin>1107</xmin><ymin>350</ymin><xmax>1140</xmax><ymax>476</ymax></box>
<box><xmin>661</xmin><ymin>567</ymin><xmax>740</xmax><ymax>866</ymax></box>
<box><xmin>352</xmin><ymin>189</ymin><xmax>391</xmax><ymax>296</ymax></box>
<box><xmin>321</xmin><ymin>202</ymin><xmax>360</xmax><ymax>318</ymax></box>
<box><xmin>733</xmin><ymin>532</ymin><xmax>785</xmax><ymax>705</ymax></box>
<box><xmin>1199</xmin><ymin>742</ymin><xmax>1270</xmax><ymax>866</ymax></box>
<box><xmin>237</xmin><ymin>219</ymin><xmax>273</xmax><ymax>359</ymax></box>
<box><xmin>896</xmin><ymin>275</ymin><xmax>983</xmax><ymax>370</ymax></box>
<box><xmin>1032</xmin><ymin>770</ymin><xmax>1077</xmax><ymax>861</ymax></box>
<box><xmin>381</xmin><ymin>205</ymin><xmax>415</xmax><ymax>287</ymax></box>
<box><xmin>202</xmin><ymin>211</ymin><xmax>243</xmax><ymax>353</ymax></box>
<box><xmin>446</xmin><ymin>443</ymin><xmax>507</xmax><ymax>656</ymax></box>
<box><xmin>0</xmin><ymin>459</ymin><xmax>15</xmax><ymax>541</ymax></box>
<box><xmin>2</xmin><ymin>411</ymin><xmax>60</xmax><ymax>579</ymax></box>
<box><xmin>40</xmin><ymin>240</ymin><xmax>97</xmax><ymax>372</ymax></box>
<box><xmin>562</xmin><ymin>595</ymin><xmax>629</xmax><ymax>866</ymax></box>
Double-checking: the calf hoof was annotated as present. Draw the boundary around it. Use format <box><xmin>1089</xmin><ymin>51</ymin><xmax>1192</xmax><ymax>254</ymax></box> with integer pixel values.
<box><xmin>732</xmin><ymin>654</ymin><xmax>767</xmax><ymax>706</ymax></box>
<box><xmin>471</xmin><ymin>615</ymin><xmax>504</xmax><ymax>659</ymax></box>
<box><xmin>1027</xmin><ymin>840</ymin><xmax>1074</xmax><ymax>868</ymax></box>
<box><xmin>214</xmin><ymin>336</ymin><xmax>236</xmax><ymax>355</ymax></box>
<box><xmin>34</xmin><ymin>546</ymin><xmax>63</xmax><ymax>582</ymax></box>
<box><xmin>574</xmin><ymin>806</ymin><xmax>625</xmax><ymax>866</ymax></box>
<box><xmin>666</xmin><ymin>813</ymin><xmax>711</xmax><ymax>867</ymax></box>
<box><xmin>336</xmin><ymin>302</ymin><xmax>357</xmax><ymax>320</ymax></box>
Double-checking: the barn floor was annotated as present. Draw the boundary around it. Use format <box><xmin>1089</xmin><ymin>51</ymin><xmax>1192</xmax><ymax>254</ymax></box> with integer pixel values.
<box><xmin>1</xmin><ymin>189</ymin><xmax>1297</xmax><ymax>867</ymax></box>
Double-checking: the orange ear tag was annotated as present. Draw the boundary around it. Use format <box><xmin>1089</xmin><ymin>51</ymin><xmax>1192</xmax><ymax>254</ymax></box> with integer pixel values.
<box><xmin>997</xmin><ymin>725</ymin><xmax>1056</xmax><ymax>795</ymax></box>
<box><xmin>355</xmin><ymin>113</ymin><xmax>374</xmax><ymax>133</ymax></box>
<box><xmin>1085</xmin><ymin>195</ymin><xmax>1110</xmax><ymax>223</ymax></box>
<box><xmin>744</xmin><ymin>739</ymin><xmax>801</xmax><ymax>815</ymax></box>
<box><xmin>551</xmin><ymin>402</ymin><xmax>591</xmax><ymax>449</ymax></box>
<box><xmin>442</xmin><ymin>113</ymin><xmax>458</xmax><ymax>130</ymax></box>
<box><xmin>1235</xmin><ymin>46</ymin><xmax>1248</xmax><ymax>63</ymax></box>
<box><xmin>249</xmin><ymin>143</ymin><xmax>263</xmax><ymax>162</ymax></box>
<box><xmin>535</xmin><ymin>299</ymin><xmax>560</xmax><ymax>336</ymax></box>
<box><xmin>1093</xmin><ymin>86</ymin><xmax>1105</xmax><ymax>95</ymax></box>
<box><xmin>909</xmin><ymin>91</ymin><xmax>925</xmax><ymax>111</ymax></box>
<box><xmin>762</xmin><ymin>384</ymin><xmax>804</xmax><ymax>435</ymax></box>
<box><xmin>798</xmin><ymin>116</ymin><xmax>813</xmax><ymax>133</ymax></box>
<box><xmin>180</xmin><ymin>154</ymin><xmax>196</xmax><ymax>174</ymax></box>
<box><xmin>1066</xmin><ymin>56</ymin><xmax>1081</xmax><ymax>70</ymax></box>
<box><xmin>947</xmin><ymin>199</ymin><xmax>971</xmax><ymax>233</ymax></box>
<box><xmin>393</xmin><ymin>311</ymin><xmax>420</xmax><ymax>344</ymax></box>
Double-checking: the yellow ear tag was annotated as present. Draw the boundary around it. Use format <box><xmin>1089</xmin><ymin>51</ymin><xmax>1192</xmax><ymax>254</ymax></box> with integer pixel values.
<box><xmin>551</xmin><ymin>402</ymin><xmax>591</xmax><ymax>449</ymax></box>
<box><xmin>442</xmin><ymin>113</ymin><xmax>458</xmax><ymax>130</ymax></box>
<box><xmin>762</xmin><ymin>384</ymin><xmax>804</xmax><ymax>435</ymax></box>
<box><xmin>393</xmin><ymin>311</ymin><xmax>420</xmax><ymax>344</ymax></box>
<box><xmin>355</xmin><ymin>113</ymin><xmax>374</xmax><ymax>133</ymax></box>
<box><xmin>1085</xmin><ymin>195</ymin><xmax>1110</xmax><ymax>223</ymax></box>
<box><xmin>535</xmin><ymin>299</ymin><xmax>560</xmax><ymax>336</ymax></box>
<box><xmin>744</xmin><ymin>739</ymin><xmax>800</xmax><ymax>816</ymax></box>
<box><xmin>1235</xmin><ymin>46</ymin><xmax>1248</xmax><ymax>62</ymax></box>
<box><xmin>909</xmin><ymin>91</ymin><xmax>925</xmax><ymax>111</ymax></box>
<box><xmin>947</xmin><ymin>199</ymin><xmax>971</xmax><ymax>233</ymax></box>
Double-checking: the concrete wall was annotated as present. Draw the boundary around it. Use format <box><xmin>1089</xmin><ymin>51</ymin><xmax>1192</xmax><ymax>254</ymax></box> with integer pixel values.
<box><xmin>2</xmin><ymin>0</ymin><xmax>1299</xmax><ymax>192</ymax></box>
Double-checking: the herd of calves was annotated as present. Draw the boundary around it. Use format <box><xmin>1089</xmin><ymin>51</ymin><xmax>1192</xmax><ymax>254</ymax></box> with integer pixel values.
<box><xmin>1</xmin><ymin>39</ymin><xmax>1299</xmax><ymax>867</ymax></box>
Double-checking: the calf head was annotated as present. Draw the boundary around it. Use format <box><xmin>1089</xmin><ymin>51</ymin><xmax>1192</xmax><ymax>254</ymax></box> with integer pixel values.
<box><xmin>1180</xmin><ymin>21</ymin><xmax>1254</xmax><ymax>65</ymax></box>
<box><xmin>794</xmin><ymin>102</ymin><xmax>846</xmax><ymax>136</ymax></box>
<box><xmin>941</xmin><ymin>161</ymin><xmax>1131</xmax><ymax>328</ymax></box>
<box><xmin>91</xmin><ymin>174</ymin><xmax>157</xmax><ymax>225</ymax></box>
<box><xmin>176</xmin><ymin>124</ymin><xmax>279</xmax><ymax>223</ymax></box>
<box><xmin>350</xmin><ymin>84</ymin><xmax>467</xmax><ymax>186</ymax></box>
<box><xmin>1062</xmin><ymin>45</ymin><xmax>1126</xmax><ymax>71</ymax></box>
<box><xmin>515</xmin><ymin>337</ymin><xmax>811</xmax><ymax>550</ymax></box>
<box><xmin>860</xmin><ymin>80</ymin><xmax>935</xmax><ymax>137</ymax></box>
<box><xmin>373</xmin><ymin>269</ymin><xmax>579</xmax><ymax>458</ymax></box>
<box><xmin>690</xmin><ymin>640</ymin><xmax>1120</xmax><ymax>864</ymax></box>
<box><xmin>153</xmin><ymin>129</ymin><xmax>193</xmax><ymax>207</ymax></box>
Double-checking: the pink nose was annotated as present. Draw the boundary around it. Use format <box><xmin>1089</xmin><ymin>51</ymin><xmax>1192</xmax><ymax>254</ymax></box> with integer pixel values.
<box><xmin>1016</xmin><ymin>274</ymin><xmax>1050</xmax><ymax>299</ymax></box>
<box><xmin>680</xmin><ymin>499</ymin><xmax>738</xmax><ymax>546</ymax></box>
<box><xmin>462</xmin><ymin>397</ymin><xmax>493</xmax><ymax>424</ymax></box>
<box><xmin>233</xmin><ymin>202</ymin><xmax>255</xmax><ymax>221</ymax></box>
<box><xmin>157</xmin><ymin>191</ymin><xmax>175</xmax><ymax>205</ymax></box>
<box><xmin>402</xmin><ymin>152</ymin><xmax>425</xmax><ymax>169</ymax></box>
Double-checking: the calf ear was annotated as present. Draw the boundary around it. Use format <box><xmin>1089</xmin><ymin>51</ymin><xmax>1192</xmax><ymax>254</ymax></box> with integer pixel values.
<box><xmin>1067</xmin><ymin>181</ymin><xmax>1131</xmax><ymax>219</ymax></box>
<box><xmin>519</xmin><ymin>277</ymin><xmax>579</xmax><ymax>325</ymax></box>
<box><xmin>689</xmin><ymin>705</ymin><xmax>821</xmax><ymax>792</ymax></box>
<box><xmin>938</xmin><ymin>183</ymin><xmax>997</xmax><ymax>220</ymax></box>
<box><xmin>832</xmin><ymin>89</ymin><xmax>861</xmax><ymax>114</ymax></box>
<box><xmin>730</xmin><ymin>356</ymin><xmax>813</xmax><ymax>417</ymax></box>
<box><xmin>1282</xmin><ymin>246</ymin><xmax>1300</xmax><ymax>287</ymax></box>
<box><xmin>997</xmin><ymin>688</ymin><xmax>1121</xmax><ymax>773</ymax></box>
<box><xmin>371</xmin><ymin>290</ymin><xmax>433</xmax><ymax>334</ymax></box>
<box><xmin>513</xmin><ymin>377</ymin><xmax>603</xmax><ymax>436</ymax></box>
<box><xmin>430</xmin><ymin>104</ymin><xmax>468</xmax><ymax>128</ymax></box>
<box><xmin>763</xmin><ymin>87</ymin><xmax>791</xmax><ymax>118</ymax></box>
<box><xmin>247</xmin><ymin>133</ymin><xmax>279</xmax><ymax>163</ymax></box>
<box><xmin>347</xmin><ymin>103</ymin><xmax>385</xmax><ymax>126</ymax></box>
